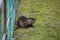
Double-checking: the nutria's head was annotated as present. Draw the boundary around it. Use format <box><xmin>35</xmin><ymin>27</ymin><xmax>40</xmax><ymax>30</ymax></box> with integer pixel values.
<box><xmin>27</xmin><ymin>18</ymin><xmax>36</xmax><ymax>25</ymax></box>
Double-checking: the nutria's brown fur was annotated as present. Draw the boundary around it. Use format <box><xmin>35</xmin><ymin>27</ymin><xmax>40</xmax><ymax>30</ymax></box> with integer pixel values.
<box><xmin>16</xmin><ymin>16</ymin><xmax>36</xmax><ymax>29</ymax></box>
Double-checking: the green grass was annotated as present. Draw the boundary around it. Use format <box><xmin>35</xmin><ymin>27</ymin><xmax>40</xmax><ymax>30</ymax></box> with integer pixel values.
<box><xmin>15</xmin><ymin>0</ymin><xmax>60</xmax><ymax>40</ymax></box>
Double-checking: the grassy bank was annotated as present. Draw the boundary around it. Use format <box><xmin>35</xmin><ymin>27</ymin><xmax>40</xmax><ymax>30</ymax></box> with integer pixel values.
<box><xmin>15</xmin><ymin>0</ymin><xmax>60</xmax><ymax>40</ymax></box>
